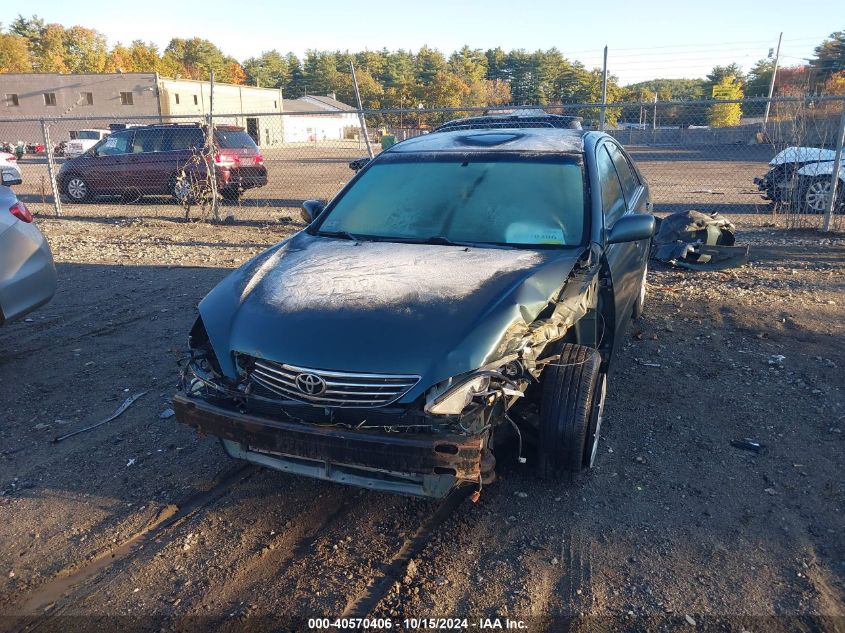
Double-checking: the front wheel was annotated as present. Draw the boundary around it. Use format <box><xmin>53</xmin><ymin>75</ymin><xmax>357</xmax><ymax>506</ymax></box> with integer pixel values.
<box><xmin>64</xmin><ymin>175</ymin><xmax>91</xmax><ymax>203</ymax></box>
<box><xmin>537</xmin><ymin>343</ymin><xmax>606</xmax><ymax>481</ymax></box>
<box><xmin>798</xmin><ymin>177</ymin><xmax>843</xmax><ymax>214</ymax></box>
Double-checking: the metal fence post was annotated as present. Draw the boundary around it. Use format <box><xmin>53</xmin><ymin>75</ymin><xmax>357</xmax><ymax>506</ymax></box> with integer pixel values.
<box><xmin>350</xmin><ymin>62</ymin><xmax>374</xmax><ymax>159</ymax></box>
<box><xmin>207</xmin><ymin>71</ymin><xmax>221</xmax><ymax>222</ymax></box>
<box><xmin>822</xmin><ymin>97</ymin><xmax>845</xmax><ymax>232</ymax></box>
<box><xmin>40</xmin><ymin>119</ymin><xmax>62</xmax><ymax>218</ymax></box>
<box><xmin>599</xmin><ymin>45</ymin><xmax>608</xmax><ymax>132</ymax></box>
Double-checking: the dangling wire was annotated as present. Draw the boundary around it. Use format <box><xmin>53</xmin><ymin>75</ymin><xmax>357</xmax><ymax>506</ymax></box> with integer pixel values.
<box><xmin>505</xmin><ymin>414</ymin><xmax>526</xmax><ymax>464</ymax></box>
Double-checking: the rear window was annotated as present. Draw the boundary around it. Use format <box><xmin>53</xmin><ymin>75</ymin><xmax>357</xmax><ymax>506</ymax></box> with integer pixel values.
<box><xmin>216</xmin><ymin>129</ymin><xmax>258</xmax><ymax>150</ymax></box>
<box><xmin>163</xmin><ymin>128</ymin><xmax>204</xmax><ymax>151</ymax></box>
<box><xmin>76</xmin><ymin>130</ymin><xmax>105</xmax><ymax>140</ymax></box>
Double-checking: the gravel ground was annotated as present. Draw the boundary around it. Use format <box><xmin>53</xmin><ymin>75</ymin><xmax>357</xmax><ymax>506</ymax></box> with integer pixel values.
<box><xmin>0</xmin><ymin>212</ymin><xmax>843</xmax><ymax>632</ymax></box>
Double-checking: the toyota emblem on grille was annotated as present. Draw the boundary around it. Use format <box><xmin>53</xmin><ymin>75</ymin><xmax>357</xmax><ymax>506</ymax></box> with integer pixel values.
<box><xmin>295</xmin><ymin>372</ymin><xmax>326</xmax><ymax>396</ymax></box>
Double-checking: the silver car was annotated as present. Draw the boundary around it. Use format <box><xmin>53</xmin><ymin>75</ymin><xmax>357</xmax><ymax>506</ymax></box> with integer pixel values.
<box><xmin>0</xmin><ymin>169</ymin><xmax>56</xmax><ymax>325</ymax></box>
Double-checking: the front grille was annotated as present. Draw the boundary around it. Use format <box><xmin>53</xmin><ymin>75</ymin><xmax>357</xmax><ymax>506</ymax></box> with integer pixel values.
<box><xmin>243</xmin><ymin>356</ymin><xmax>420</xmax><ymax>408</ymax></box>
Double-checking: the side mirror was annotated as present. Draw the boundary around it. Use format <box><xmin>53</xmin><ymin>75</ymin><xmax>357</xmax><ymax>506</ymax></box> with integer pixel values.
<box><xmin>607</xmin><ymin>213</ymin><xmax>655</xmax><ymax>245</ymax></box>
<box><xmin>300</xmin><ymin>199</ymin><xmax>325</xmax><ymax>224</ymax></box>
<box><xmin>349</xmin><ymin>157</ymin><xmax>370</xmax><ymax>172</ymax></box>
<box><xmin>1</xmin><ymin>169</ymin><xmax>22</xmax><ymax>187</ymax></box>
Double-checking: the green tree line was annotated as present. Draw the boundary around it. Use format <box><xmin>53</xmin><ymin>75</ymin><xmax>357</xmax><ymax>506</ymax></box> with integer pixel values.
<box><xmin>1</xmin><ymin>15</ymin><xmax>843</xmax><ymax>127</ymax></box>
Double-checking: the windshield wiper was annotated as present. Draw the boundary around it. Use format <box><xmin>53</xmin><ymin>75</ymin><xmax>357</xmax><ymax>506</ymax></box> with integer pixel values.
<box><xmin>318</xmin><ymin>230</ymin><xmax>365</xmax><ymax>242</ymax></box>
<box><xmin>420</xmin><ymin>235</ymin><xmax>463</xmax><ymax>246</ymax></box>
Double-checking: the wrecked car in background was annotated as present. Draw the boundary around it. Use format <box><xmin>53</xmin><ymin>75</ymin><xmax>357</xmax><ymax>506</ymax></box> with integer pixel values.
<box><xmin>755</xmin><ymin>146</ymin><xmax>845</xmax><ymax>213</ymax></box>
<box><xmin>174</xmin><ymin>112</ymin><xmax>655</xmax><ymax>498</ymax></box>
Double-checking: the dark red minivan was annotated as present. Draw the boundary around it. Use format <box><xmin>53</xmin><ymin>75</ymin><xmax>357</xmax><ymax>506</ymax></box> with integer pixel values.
<box><xmin>57</xmin><ymin>124</ymin><xmax>268</xmax><ymax>203</ymax></box>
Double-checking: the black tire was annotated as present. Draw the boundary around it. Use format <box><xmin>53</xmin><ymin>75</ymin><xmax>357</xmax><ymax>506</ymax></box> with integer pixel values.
<box><xmin>537</xmin><ymin>343</ymin><xmax>606</xmax><ymax>481</ymax></box>
<box><xmin>63</xmin><ymin>175</ymin><xmax>90</xmax><ymax>203</ymax></box>
<box><xmin>632</xmin><ymin>262</ymin><xmax>647</xmax><ymax>320</ymax></box>
<box><xmin>221</xmin><ymin>187</ymin><xmax>242</xmax><ymax>201</ymax></box>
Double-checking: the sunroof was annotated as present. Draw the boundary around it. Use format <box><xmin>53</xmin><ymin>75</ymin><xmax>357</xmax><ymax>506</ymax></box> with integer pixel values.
<box><xmin>460</xmin><ymin>132</ymin><xmax>521</xmax><ymax>146</ymax></box>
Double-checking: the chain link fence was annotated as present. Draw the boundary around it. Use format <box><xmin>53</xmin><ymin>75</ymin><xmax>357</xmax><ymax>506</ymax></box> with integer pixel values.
<box><xmin>1</xmin><ymin>95</ymin><xmax>843</xmax><ymax>230</ymax></box>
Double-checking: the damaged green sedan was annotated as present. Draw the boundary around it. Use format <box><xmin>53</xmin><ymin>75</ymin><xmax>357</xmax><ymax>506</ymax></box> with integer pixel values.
<box><xmin>174</xmin><ymin>113</ymin><xmax>655</xmax><ymax>498</ymax></box>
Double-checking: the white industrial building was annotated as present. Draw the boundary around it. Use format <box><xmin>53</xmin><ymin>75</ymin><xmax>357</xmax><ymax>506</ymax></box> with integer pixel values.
<box><xmin>280</xmin><ymin>94</ymin><xmax>359</xmax><ymax>143</ymax></box>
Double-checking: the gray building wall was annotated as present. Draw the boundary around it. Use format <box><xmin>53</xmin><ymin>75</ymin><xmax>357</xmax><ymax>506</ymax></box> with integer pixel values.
<box><xmin>0</xmin><ymin>73</ymin><xmax>161</xmax><ymax>143</ymax></box>
<box><xmin>0</xmin><ymin>73</ymin><xmax>287</xmax><ymax>146</ymax></box>
<box><xmin>0</xmin><ymin>72</ymin><xmax>160</xmax><ymax>119</ymax></box>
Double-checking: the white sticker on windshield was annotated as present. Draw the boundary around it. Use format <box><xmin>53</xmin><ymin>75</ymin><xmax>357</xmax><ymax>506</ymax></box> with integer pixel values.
<box><xmin>102</xmin><ymin>138</ymin><xmax>118</xmax><ymax>148</ymax></box>
<box><xmin>505</xmin><ymin>222</ymin><xmax>566</xmax><ymax>245</ymax></box>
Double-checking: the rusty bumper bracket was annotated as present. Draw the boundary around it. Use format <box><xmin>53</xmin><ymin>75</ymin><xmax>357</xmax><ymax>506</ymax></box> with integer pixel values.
<box><xmin>173</xmin><ymin>394</ymin><xmax>484</xmax><ymax>481</ymax></box>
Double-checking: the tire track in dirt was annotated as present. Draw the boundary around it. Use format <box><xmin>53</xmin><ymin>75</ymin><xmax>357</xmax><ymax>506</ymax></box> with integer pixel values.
<box><xmin>367</xmin><ymin>484</ymin><xmax>544</xmax><ymax>622</ymax></box>
<box><xmin>342</xmin><ymin>488</ymin><xmax>471</xmax><ymax>619</ymax></box>
<box><xmin>181</xmin><ymin>484</ymin><xmax>357</xmax><ymax>628</ymax></box>
<box><xmin>228</xmin><ymin>491</ymin><xmax>436</xmax><ymax>618</ymax></box>
<box><xmin>10</xmin><ymin>464</ymin><xmax>256</xmax><ymax>626</ymax></box>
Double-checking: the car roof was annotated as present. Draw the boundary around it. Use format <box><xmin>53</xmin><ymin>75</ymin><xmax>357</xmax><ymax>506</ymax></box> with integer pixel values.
<box><xmin>386</xmin><ymin>127</ymin><xmax>587</xmax><ymax>155</ymax></box>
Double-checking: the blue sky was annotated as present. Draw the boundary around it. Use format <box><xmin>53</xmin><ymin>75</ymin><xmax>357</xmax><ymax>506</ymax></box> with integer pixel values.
<box><xmin>3</xmin><ymin>0</ymin><xmax>841</xmax><ymax>84</ymax></box>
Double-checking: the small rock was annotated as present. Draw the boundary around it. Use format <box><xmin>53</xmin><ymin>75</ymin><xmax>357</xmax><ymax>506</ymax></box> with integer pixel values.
<box><xmin>764</xmin><ymin>488</ymin><xmax>776</xmax><ymax>495</ymax></box>
<box><xmin>685</xmin><ymin>614</ymin><xmax>696</xmax><ymax>626</ymax></box>
<box><xmin>404</xmin><ymin>559</ymin><xmax>417</xmax><ymax>583</ymax></box>
<box><xmin>551</xmin><ymin>557</ymin><xmax>559</xmax><ymax>565</ymax></box>
<box><xmin>515</xmin><ymin>491</ymin><xmax>528</xmax><ymax>498</ymax></box>
<box><xmin>159</xmin><ymin>408</ymin><xmax>175</xmax><ymax>420</ymax></box>
<box><xmin>767</xmin><ymin>354</ymin><xmax>786</xmax><ymax>367</ymax></box>
<box><xmin>33</xmin><ymin>423</ymin><xmax>50</xmax><ymax>431</ymax></box>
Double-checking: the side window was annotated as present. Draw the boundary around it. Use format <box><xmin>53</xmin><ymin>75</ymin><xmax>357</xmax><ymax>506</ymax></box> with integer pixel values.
<box><xmin>132</xmin><ymin>129</ymin><xmax>164</xmax><ymax>153</ymax></box>
<box><xmin>95</xmin><ymin>132</ymin><xmax>132</xmax><ymax>156</ymax></box>
<box><xmin>607</xmin><ymin>143</ymin><xmax>640</xmax><ymax>204</ymax></box>
<box><xmin>597</xmin><ymin>145</ymin><xmax>626</xmax><ymax>227</ymax></box>
<box><xmin>165</xmin><ymin>128</ymin><xmax>204</xmax><ymax>151</ymax></box>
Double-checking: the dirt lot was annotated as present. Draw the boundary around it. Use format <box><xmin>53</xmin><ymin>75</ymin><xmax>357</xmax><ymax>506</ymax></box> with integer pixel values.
<box><xmin>1</xmin><ymin>213</ymin><xmax>843</xmax><ymax>632</ymax></box>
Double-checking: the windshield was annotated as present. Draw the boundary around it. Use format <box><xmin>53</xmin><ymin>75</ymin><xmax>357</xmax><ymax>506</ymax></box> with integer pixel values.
<box><xmin>76</xmin><ymin>130</ymin><xmax>105</xmax><ymax>140</ymax></box>
<box><xmin>316</xmin><ymin>156</ymin><xmax>586</xmax><ymax>247</ymax></box>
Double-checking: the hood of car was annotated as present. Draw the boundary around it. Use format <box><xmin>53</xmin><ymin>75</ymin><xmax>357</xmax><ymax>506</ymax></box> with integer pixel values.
<box><xmin>795</xmin><ymin>160</ymin><xmax>845</xmax><ymax>179</ymax></box>
<box><xmin>770</xmin><ymin>147</ymin><xmax>840</xmax><ymax>166</ymax></box>
<box><xmin>198</xmin><ymin>232</ymin><xmax>584</xmax><ymax>399</ymax></box>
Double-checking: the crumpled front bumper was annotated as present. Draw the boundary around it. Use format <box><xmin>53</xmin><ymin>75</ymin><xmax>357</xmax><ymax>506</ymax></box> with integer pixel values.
<box><xmin>173</xmin><ymin>394</ymin><xmax>486</xmax><ymax>498</ymax></box>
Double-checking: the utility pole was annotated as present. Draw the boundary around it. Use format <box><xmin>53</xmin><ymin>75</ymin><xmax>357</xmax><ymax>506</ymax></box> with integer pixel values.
<box><xmin>350</xmin><ymin>62</ymin><xmax>374</xmax><ymax>159</ymax></box>
<box><xmin>822</xmin><ymin>99</ymin><xmax>845</xmax><ymax>232</ymax></box>
<box><xmin>652</xmin><ymin>92</ymin><xmax>658</xmax><ymax>130</ymax></box>
<box><xmin>639</xmin><ymin>89</ymin><xmax>644</xmax><ymax>128</ymax></box>
<box><xmin>599</xmin><ymin>45</ymin><xmax>608</xmax><ymax>131</ymax></box>
<box><xmin>762</xmin><ymin>32</ymin><xmax>783</xmax><ymax>132</ymax></box>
